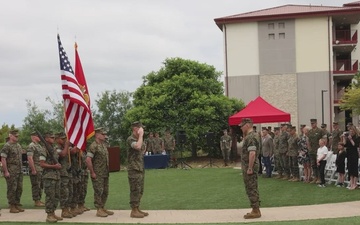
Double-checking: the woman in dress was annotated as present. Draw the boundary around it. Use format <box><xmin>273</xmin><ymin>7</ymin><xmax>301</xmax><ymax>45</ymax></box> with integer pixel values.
<box><xmin>298</xmin><ymin>126</ymin><xmax>311</xmax><ymax>183</ymax></box>
<box><xmin>342</xmin><ymin>127</ymin><xmax>360</xmax><ymax>190</ymax></box>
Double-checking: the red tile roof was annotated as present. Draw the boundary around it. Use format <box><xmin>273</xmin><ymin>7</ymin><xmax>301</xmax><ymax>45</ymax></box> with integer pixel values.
<box><xmin>344</xmin><ymin>1</ymin><xmax>360</xmax><ymax>7</ymax></box>
<box><xmin>214</xmin><ymin>4</ymin><xmax>360</xmax><ymax>29</ymax></box>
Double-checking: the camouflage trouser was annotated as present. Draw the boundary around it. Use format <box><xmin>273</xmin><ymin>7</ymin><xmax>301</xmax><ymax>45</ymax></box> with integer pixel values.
<box><xmin>59</xmin><ymin>176</ymin><xmax>72</xmax><ymax>208</ymax></box>
<box><xmin>288</xmin><ymin>156</ymin><xmax>299</xmax><ymax>178</ymax></box>
<box><xmin>70</xmin><ymin>176</ymin><xmax>81</xmax><ymax>208</ymax></box>
<box><xmin>78</xmin><ymin>174</ymin><xmax>89</xmax><ymax>205</ymax></box>
<box><xmin>43</xmin><ymin>178</ymin><xmax>60</xmax><ymax>213</ymax></box>
<box><xmin>221</xmin><ymin>148</ymin><xmax>231</xmax><ymax>163</ymax></box>
<box><xmin>274</xmin><ymin>154</ymin><xmax>282</xmax><ymax>174</ymax></box>
<box><xmin>6</xmin><ymin>173</ymin><xmax>23</xmax><ymax>205</ymax></box>
<box><xmin>242</xmin><ymin>168</ymin><xmax>260</xmax><ymax>208</ymax></box>
<box><xmin>309</xmin><ymin>153</ymin><xmax>319</xmax><ymax>179</ymax></box>
<box><xmin>279</xmin><ymin>153</ymin><xmax>290</xmax><ymax>176</ymax></box>
<box><xmin>91</xmin><ymin>176</ymin><xmax>109</xmax><ymax>209</ymax></box>
<box><xmin>128</xmin><ymin>170</ymin><xmax>145</xmax><ymax>208</ymax></box>
<box><xmin>30</xmin><ymin>173</ymin><xmax>43</xmax><ymax>201</ymax></box>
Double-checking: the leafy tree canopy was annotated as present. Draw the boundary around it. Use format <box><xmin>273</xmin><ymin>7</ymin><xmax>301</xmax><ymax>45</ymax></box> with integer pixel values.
<box><xmin>126</xmin><ymin>57</ymin><xmax>244</xmax><ymax>155</ymax></box>
<box><xmin>340</xmin><ymin>72</ymin><xmax>360</xmax><ymax>115</ymax></box>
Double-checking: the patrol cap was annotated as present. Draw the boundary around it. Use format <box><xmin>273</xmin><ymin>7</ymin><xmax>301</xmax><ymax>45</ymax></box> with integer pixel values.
<box><xmin>131</xmin><ymin>121</ymin><xmax>144</xmax><ymax>128</ymax></box>
<box><xmin>300</xmin><ymin>124</ymin><xmax>306</xmax><ymax>128</ymax></box>
<box><xmin>274</xmin><ymin>127</ymin><xmax>280</xmax><ymax>131</ymax></box>
<box><xmin>267</xmin><ymin>126</ymin><xmax>272</xmax><ymax>129</ymax></box>
<box><xmin>44</xmin><ymin>132</ymin><xmax>55</xmax><ymax>138</ymax></box>
<box><xmin>290</xmin><ymin>126</ymin><xmax>296</xmax><ymax>130</ymax></box>
<box><xmin>30</xmin><ymin>131</ymin><xmax>38</xmax><ymax>136</ymax></box>
<box><xmin>333</xmin><ymin>122</ymin><xmax>339</xmax><ymax>125</ymax></box>
<box><xmin>280</xmin><ymin>123</ymin><xmax>287</xmax><ymax>127</ymax></box>
<box><xmin>261</xmin><ymin>127</ymin><xmax>267</xmax><ymax>131</ymax></box>
<box><xmin>238</xmin><ymin>118</ymin><xmax>253</xmax><ymax>127</ymax></box>
<box><xmin>9</xmin><ymin>129</ymin><xmax>19</xmax><ymax>136</ymax></box>
<box><xmin>95</xmin><ymin>127</ymin><xmax>107</xmax><ymax>135</ymax></box>
<box><xmin>310</xmin><ymin>119</ymin><xmax>317</xmax><ymax>123</ymax></box>
<box><xmin>321</xmin><ymin>124</ymin><xmax>327</xmax><ymax>128</ymax></box>
<box><xmin>55</xmin><ymin>132</ymin><xmax>66</xmax><ymax>139</ymax></box>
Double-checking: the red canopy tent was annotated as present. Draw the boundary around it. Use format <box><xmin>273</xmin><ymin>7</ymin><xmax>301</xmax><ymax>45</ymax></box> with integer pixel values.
<box><xmin>228</xmin><ymin>96</ymin><xmax>291</xmax><ymax>126</ymax></box>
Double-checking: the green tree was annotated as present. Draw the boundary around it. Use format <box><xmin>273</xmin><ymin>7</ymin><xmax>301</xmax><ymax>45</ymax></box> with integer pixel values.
<box><xmin>126</xmin><ymin>57</ymin><xmax>244</xmax><ymax>157</ymax></box>
<box><xmin>340</xmin><ymin>72</ymin><xmax>360</xmax><ymax>114</ymax></box>
<box><xmin>0</xmin><ymin>123</ymin><xmax>16</xmax><ymax>149</ymax></box>
<box><xmin>93</xmin><ymin>90</ymin><xmax>133</xmax><ymax>163</ymax></box>
<box><xmin>21</xmin><ymin>99</ymin><xmax>64</xmax><ymax>146</ymax></box>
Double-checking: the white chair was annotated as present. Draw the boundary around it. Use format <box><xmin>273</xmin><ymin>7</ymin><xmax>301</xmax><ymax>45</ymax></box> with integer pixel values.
<box><xmin>325</xmin><ymin>153</ymin><xmax>337</xmax><ymax>184</ymax></box>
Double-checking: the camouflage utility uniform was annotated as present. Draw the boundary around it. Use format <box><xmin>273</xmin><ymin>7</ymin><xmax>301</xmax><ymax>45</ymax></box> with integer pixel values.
<box><xmin>87</xmin><ymin>141</ymin><xmax>109</xmax><ymax>209</ymax></box>
<box><xmin>220</xmin><ymin>134</ymin><xmax>232</xmax><ymax>165</ymax></box>
<box><xmin>241</xmin><ymin>131</ymin><xmax>260</xmax><ymax>208</ymax></box>
<box><xmin>41</xmin><ymin>149</ymin><xmax>60</xmax><ymax>214</ymax></box>
<box><xmin>287</xmin><ymin>134</ymin><xmax>299</xmax><ymax>179</ymax></box>
<box><xmin>308</xmin><ymin>127</ymin><xmax>326</xmax><ymax>180</ymax></box>
<box><xmin>127</xmin><ymin>134</ymin><xmax>145</xmax><ymax>209</ymax></box>
<box><xmin>1</xmin><ymin>142</ymin><xmax>24</xmax><ymax>206</ymax></box>
<box><xmin>56</xmin><ymin>145</ymin><xmax>72</xmax><ymax>210</ymax></box>
<box><xmin>278</xmin><ymin>131</ymin><xmax>290</xmax><ymax>177</ymax></box>
<box><xmin>27</xmin><ymin>142</ymin><xmax>44</xmax><ymax>202</ymax></box>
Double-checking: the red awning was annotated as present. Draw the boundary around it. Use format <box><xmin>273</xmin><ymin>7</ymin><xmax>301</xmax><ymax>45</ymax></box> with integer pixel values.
<box><xmin>228</xmin><ymin>96</ymin><xmax>291</xmax><ymax>125</ymax></box>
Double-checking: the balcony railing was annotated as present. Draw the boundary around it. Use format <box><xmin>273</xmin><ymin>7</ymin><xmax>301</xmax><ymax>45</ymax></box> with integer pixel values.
<box><xmin>333</xmin><ymin>59</ymin><xmax>358</xmax><ymax>74</ymax></box>
<box><xmin>333</xmin><ymin>30</ymin><xmax>358</xmax><ymax>44</ymax></box>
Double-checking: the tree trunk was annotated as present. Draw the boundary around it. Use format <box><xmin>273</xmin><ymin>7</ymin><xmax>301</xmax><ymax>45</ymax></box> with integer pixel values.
<box><xmin>191</xmin><ymin>141</ymin><xmax>197</xmax><ymax>158</ymax></box>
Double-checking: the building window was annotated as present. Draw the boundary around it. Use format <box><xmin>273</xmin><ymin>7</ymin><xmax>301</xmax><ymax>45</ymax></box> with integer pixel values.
<box><xmin>279</xmin><ymin>22</ymin><xmax>285</xmax><ymax>29</ymax></box>
<box><xmin>268</xmin><ymin>23</ymin><xmax>274</xmax><ymax>29</ymax></box>
<box><xmin>279</xmin><ymin>33</ymin><xmax>285</xmax><ymax>39</ymax></box>
<box><xmin>268</xmin><ymin>33</ymin><xmax>275</xmax><ymax>40</ymax></box>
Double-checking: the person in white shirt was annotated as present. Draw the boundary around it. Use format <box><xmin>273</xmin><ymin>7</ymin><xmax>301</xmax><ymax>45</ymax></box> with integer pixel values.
<box><xmin>317</xmin><ymin>138</ymin><xmax>328</xmax><ymax>187</ymax></box>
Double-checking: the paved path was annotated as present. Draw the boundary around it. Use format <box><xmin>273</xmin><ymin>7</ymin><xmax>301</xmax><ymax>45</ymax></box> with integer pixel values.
<box><xmin>0</xmin><ymin>201</ymin><xmax>359</xmax><ymax>223</ymax></box>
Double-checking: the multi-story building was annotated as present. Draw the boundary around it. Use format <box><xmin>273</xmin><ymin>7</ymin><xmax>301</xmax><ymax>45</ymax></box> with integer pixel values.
<box><xmin>215</xmin><ymin>2</ymin><xmax>360</xmax><ymax>130</ymax></box>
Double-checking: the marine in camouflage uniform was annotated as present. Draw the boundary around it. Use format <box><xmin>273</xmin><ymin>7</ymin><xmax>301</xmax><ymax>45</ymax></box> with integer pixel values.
<box><xmin>163</xmin><ymin>129</ymin><xmax>175</xmax><ymax>155</ymax></box>
<box><xmin>40</xmin><ymin>132</ymin><xmax>62</xmax><ymax>223</ymax></box>
<box><xmin>278</xmin><ymin>124</ymin><xmax>290</xmax><ymax>179</ymax></box>
<box><xmin>321</xmin><ymin>124</ymin><xmax>331</xmax><ymax>148</ymax></box>
<box><xmin>239</xmin><ymin>118</ymin><xmax>261</xmax><ymax>219</ymax></box>
<box><xmin>272</xmin><ymin>127</ymin><xmax>282</xmax><ymax>178</ymax></box>
<box><xmin>287</xmin><ymin>126</ymin><xmax>300</xmax><ymax>181</ymax></box>
<box><xmin>145</xmin><ymin>132</ymin><xmax>155</xmax><ymax>154</ymax></box>
<box><xmin>220</xmin><ymin>129</ymin><xmax>232</xmax><ymax>166</ymax></box>
<box><xmin>55</xmin><ymin>132</ymin><xmax>73</xmax><ymax>218</ymax></box>
<box><xmin>1</xmin><ymin>129</ymin><xmax>25</xmax><ymax>213</ymax></box>
<box><xmin>330</xmin><ymin>122</ymin><xmax>343</xmax><ymax>154</ymax></box>
<box><xmin>27</xmin><ymin>131</ymin><xmax>45</xmax><ymax>207</ymax></box>
<box><xmin>127</xmin><ymin>121</ymin><xmax>148</xmax><ymax>218</ymax></box>
<box><xmin>153</xmin><ymin>132</ymin><xmax>164</xmax><ymax>154</ymax></box>
<box><xmin>86</xmin><ymin>127</ymin><xmax>113</xmax><ymax>217</ymax></box>
<box><xmin>308</xmin><ymin>119</ymin><xmax>326</xmax><ymax>183</ymax></box>
<box><xmin>78</xmin><ymin>150</ymin><xmax>90</xmax><ymax>212</ymax></box>
<box><xmin>69</xmin><ymin>149</ymin><xmax>82</xmax><ymax>215</ymax></box>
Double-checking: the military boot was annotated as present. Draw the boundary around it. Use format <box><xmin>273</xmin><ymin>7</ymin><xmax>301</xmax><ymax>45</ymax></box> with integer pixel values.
<box><xmin>9</xmin><ymin>205</ymin><xmax>19</xmax><ymax>213</ymax></box>
<box><xmin>68</xmin><ymin>207</ymin><xmax>77</xmax><ymax>217</ymax></box>
<box><xmin>53</xmin><ymin>212</ymin><xmax>63</xmax><ymax>221</ymax></box>
<box><xmin>96</xmin><ymin>208</ymin><xmax>108</xmax><ymax>217</ymax></box>
<box><xmin>137</xmin><ymin>207</ymin><xmax>149</xmax><ymax>216</ymax></box>
<box><xmin>78</xmin><ymin>204</ymin><xmax>90</xmax><ymax>212</ymax></box>
<box><xmin>15</xmin><ymin>204</ymin><xmax>25</xmax><ymax>212</ymax></box>
<box><xmin>46</xmin><ymin>213</ymin><xmax>58</xmax><ymax>223</ymax></box>
<box><xmin>61</xmin><ymin>208</ymin><xmax>72</xmax><ymax>218</ymax></box>
<box><xmin>70</xmin><ymin>207</ymin><xmax>80</xmax><ymax>216</ymax></box>
<box><xmin>103</xmin><ymin>208</ymin><xmax>114</xmax><ymax>215</ymax></box>
<box><xmin>35</xmin><ymin>200</ymin><xmax>45</xmax><ymax>207</ymax></box>
<box><xmin>130</xmin><ymin>207</ymin><xmax>144</xmax><ymax>218</ymax></box>
<box><xmin>243</xmin><ymin>207</ymin><xmax>261</xmax><ymax>219</ymax></box>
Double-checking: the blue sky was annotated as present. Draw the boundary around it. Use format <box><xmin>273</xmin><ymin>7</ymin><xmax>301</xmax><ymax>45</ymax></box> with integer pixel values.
<box><xmin>0</xmin><ymin>0</ymin><xmax>349</xmax><ymax>127</ymax></box>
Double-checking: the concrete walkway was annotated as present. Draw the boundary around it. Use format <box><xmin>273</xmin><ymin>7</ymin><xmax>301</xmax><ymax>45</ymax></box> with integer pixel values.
<box><xmin>0</xmin><ymin>201</ymin><xmax>359</xmax><ymax>223</ymax></box>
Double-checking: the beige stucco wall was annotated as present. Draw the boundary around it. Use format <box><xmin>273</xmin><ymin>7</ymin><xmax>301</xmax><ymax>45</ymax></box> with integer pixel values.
<box><xmin>259</xmin><ymin>74</ymin><xmax>298</xmax><ymax>126</ymax></box>
<box><xmin>295</xmin><ymin>17</ymin><xmax>329</xmax><ymax>73</ymax></box>
<box><xmin>225</xmin><ymin>22</ymin><xmax>259</xmax><ymax>77</ymax></box>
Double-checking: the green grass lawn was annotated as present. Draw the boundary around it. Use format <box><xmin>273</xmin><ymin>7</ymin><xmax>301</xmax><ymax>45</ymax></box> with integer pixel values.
<box><xmin>1</xmin><ymin>168</ymin><xmax>358</xmax><ymax>210</ymax></box>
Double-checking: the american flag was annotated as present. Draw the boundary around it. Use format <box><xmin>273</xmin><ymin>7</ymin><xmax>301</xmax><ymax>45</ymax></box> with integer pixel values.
<box><xmin>57</xmin><ymin>34</ymin><xmax>94</xmax><ymax>150</ymax></box>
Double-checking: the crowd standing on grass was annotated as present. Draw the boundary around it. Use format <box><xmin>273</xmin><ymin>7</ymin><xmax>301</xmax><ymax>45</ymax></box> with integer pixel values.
<box><xmin>252</xmin><ymin>118</ymin><xmax>360</xmax><ymax>189</ymax></box>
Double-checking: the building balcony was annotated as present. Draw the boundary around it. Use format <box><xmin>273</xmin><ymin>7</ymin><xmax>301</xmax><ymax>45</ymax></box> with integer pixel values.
<box><xmin>333</xmin><ymin>30</ymin><xmax>358</xmax><ymax>44</ymax></box>
<box><xmin>333</xmin><ymin>59</ymin><xmax>358</xmax><ymax>74</ymax></box>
